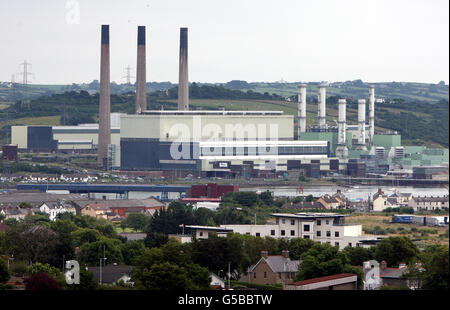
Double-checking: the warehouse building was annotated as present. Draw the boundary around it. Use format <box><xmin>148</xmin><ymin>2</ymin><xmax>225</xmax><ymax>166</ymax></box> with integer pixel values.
<box><xmin>118</xmin><ymin>110</ymin><xmax>348</xmax><ymax>177</ymax></box>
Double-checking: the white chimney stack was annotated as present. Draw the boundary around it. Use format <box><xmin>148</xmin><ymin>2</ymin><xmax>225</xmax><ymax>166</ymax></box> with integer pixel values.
<box><xmin>369</xmin><ymin>85</ymin><xmax>375</xmax><ymax>145</ymax></box>
<box><xmin>317</xmin><ymin>83</ymin><xmax>327</xmax><ymax>129</ymax></box>
<box><xmin>297</xmin><ymin>84</ymin><xmax>307</xmax><ymax>139</ymax></box>
<box><xmin>335</xmin><ymin>99</ymin><xmax>348</xmax><ymax>158</ymax></box>
<box><xmin>357</xmin><ymin>99</ymin><xmax>367</xmax><ymax>150</ymax></box>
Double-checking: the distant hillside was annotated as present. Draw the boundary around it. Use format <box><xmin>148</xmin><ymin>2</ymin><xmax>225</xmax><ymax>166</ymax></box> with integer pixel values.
<box><xmin>222</xmin><ymin>80</ymin><xmax>449</xmax><ymax>103</ymax></box>
<box><xmin>1</xmin><ymin>79</ymin><xmax>448</xmax><ymax>106</ymax></box>
<box><xmin>0</xmin><ymin>84</ymin><xmax>448</xmax><ymax>148</ymax></box>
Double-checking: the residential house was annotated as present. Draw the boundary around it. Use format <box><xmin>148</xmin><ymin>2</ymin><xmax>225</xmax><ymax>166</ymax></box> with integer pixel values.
<box><xmin>284</xmin><ymin>273</ymin><xmax>358</xmax><ymax>290</ymax></box>
<box><xmin>80</xmin><ymin>202</ymin><xmax>110</xmax><ymax>219</ymax></box>
<box><xmin>388</xmin><ymin>192</ymin><xmax>413</xmax><ymax>207</ymax></box>
<box><xmin>87</xmin><ymin>265</ymin><xmax>133</xmax><ymax>286</ymax></box>
<box><xmin>0</xmin><ymin>205</ymin><xmax>31</xmax><ymax>221</ymax></box>
<box><xmin>372</xmin><ymin>189</ymin><xmax>397</xmax><ymax>211</ymax></box>
<box><xmin>246</xmin><ymin>250</ymin><xmax>300</xmax><ymax>285</ymax></box>
<box><xmin>316</xmin><ymin>194</ymin><xmax>342</xmax><ymax>209</ymax></box>
<box><xmin>361</xmin><ymin>260</ymin><xmax>422</xmax><ymax>290</ymax></box>
<box><xmin>39</xmin><ymin>202</ymin><xmax>76</xmax><ymax>221</ymax></box>
<box><xmin>332</xmin><ymin>190</ymin><xmax>347</xmax><ymax>206</ymax></box>
<box><xmin>408</xmin><ymin>196</ymin><xmax>449</xmax><ymax>212</ymax></box>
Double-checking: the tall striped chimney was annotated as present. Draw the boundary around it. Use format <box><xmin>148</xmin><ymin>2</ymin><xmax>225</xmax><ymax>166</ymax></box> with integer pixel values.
<box><xmin>297</xmin><ymin>84</ymin><xmax>307</xmax><ymax>139</ymax></box>
<box><xmin>136</xmin><ymin>26</ymin><xmax>147</xmax><ymax>113</ymax></box>
<box><xmin>98</xmin><ymin>25</ymin><xmax>111</xmax><ymax>168</ymax></box>
<box><xmin>357</xmin><ymin>99</ymin><xmax>367</xmax><ymax>150</ymax></box>
<box><xmin>318</xmin><ymin>83</ymin><xmax>327</xmax><ymax>129</ymax></box>
<box><xmin>369</xmin><ymin>85</ymin><xmax>375</xmax><ymax>145</ymax></box>
<box><xmin>178</xmin><ymin>27</ymin><xmax>189</xmax><ymax>111</ymax></box>
<box><xmin>335</xmin><ymin>99</ymin><xmax>348</xmax><ymax>158</ymax></box>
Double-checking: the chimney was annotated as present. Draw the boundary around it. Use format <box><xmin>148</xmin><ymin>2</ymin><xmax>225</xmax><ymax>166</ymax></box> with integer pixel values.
<box><xmin>98</xmin><ymin>25</ymin><xmax>111</xmax><ymax>169</ymax></box>
<box><xmin>281</xmin><ymin>250</ymin><xmax>289</xmax><ymax>259</ymax></box>
<box><xmin>297</xmin><ymin>84</ymin><xmax>307</xmax><ymax>138</ymax></box>
<box><xmin>318</xmin><ymin>83</ymin><xmax>327</xmax><ymax>129</ymax></box>
<box><xmin>356</xmin><ymin>99</ymin><xmax>367</xmax><ymax>150</ymax></box>
<box><xmin>178</xmin><ymin>27</ymin><xmax>189</xmax><ymax>111</ymax></box>
<box><xmin>369</xmin><ymin>86</ymin><xmax>375</xmax><ymax>145</ymax></box>
<box><xmin>136</xmin><ymin>26</ymin><xmax>147</xmax><ymax>113</ymax></box>
<box><xmin>335</xmin><ymin>99</ymin><xmax>348</xmax><ymax>158</ymax></box>
<box><xmin>261</xmin><ymin>250</ymin><xmax>268</xmax><ymax>259</ymax></box>
<box><xmin>380</xmin><ymin>260</ymin><xmax>387</xmax><ymax>270</ymax></box>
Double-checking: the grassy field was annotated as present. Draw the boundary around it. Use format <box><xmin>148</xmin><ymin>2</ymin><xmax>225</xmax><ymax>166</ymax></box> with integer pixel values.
<box><xmin>347</xmin><ymin>214</ymin><xmax>449</xmax><ymax>246</ymax></box>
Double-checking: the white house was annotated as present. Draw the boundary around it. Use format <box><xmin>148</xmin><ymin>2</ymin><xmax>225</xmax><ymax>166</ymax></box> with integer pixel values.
<box><xmin>408</xmin><ymin>196</ymin><xmax>449</xmax><ymax>212</ymax></box>
<box><xmin>39</xmin><ymin>202</ymin><xmax>76</xmax><ymax>221</ymax></box>
<box><xmin>372</xmin><ymin>189</ymin><xmax>398</xmax><ymax>212</ymax></box>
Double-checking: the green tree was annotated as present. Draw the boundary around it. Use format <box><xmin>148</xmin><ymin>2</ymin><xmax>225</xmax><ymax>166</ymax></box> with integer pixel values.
<box><xmin>135</xmin><ymin>262</ymin><xmax>196</xmax><ymax>290</ymax></box>
<box><xmin>120</xmin><ymin>241</ymin><xmax>146</xmax><ymax>265</ymax></box>
<box><xmin>0</xmin><ymin>259</ymin><xmax>10</xmax><ymax>285</ymax></box>
<box><xmin>260</xmin><ymin>191</ymin><xmax>274</xmax><ymax>205</ymax></box>
<box><xmin>295</xmin><ymin>243</ymin><xmax>363</xmax><ymax>288</ymax></box>
<box><xmin>123</xmin><ymin>213</ymin><xmax>148</xmax><ymax>232</ymax></box>
<box><xmin>78</xmin><ymin>237</ymin><xmax>124</xmax><ymax>266</ymax></box>
<box><xmin>342</xmin><ymin>246</ymin><xmax>375</xmax><ymax>266</ymax></box>
<box><xmin>374</xmin><ymin>237</ymin><xmax>419</xmax><ymax>267</ymax></box>
<box><xmin>71</xmin><ymin>228</ymin><xmax>102</xmax><ymax>247</ymax></box>
<box><xmin>420</xmin><ymin>245</ymin><xmax>449</xmax><ymax>290</ymax></box>
<box><xmin>66</xmin><ymin>268</ymin><xmax>98</xmax><ymax>290</ymax></box>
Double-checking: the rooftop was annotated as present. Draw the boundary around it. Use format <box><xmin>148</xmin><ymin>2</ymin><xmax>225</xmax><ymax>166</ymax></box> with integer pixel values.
<box><xmin>289</xmin><ymin>273</ymin><xmax>357</xmax><ymax>286</ymax></box>
<box><xmin>139</xmin><ymin>110</ymin><xmax>284</xmax><ymax>116</ymax></box>
<box><xmin>271</xmin><ymin>213</ymin><xmax>348</xmax><ymax>219</ymax></box>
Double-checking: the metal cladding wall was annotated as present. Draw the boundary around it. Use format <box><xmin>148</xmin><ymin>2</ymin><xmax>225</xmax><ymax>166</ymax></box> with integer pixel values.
<box><xmin>27</xmin><ymin>126</ymin><xmax>57</xmax><ymax>151</ymax></box>
<box><xmin>120</xmin><ymin>138</ymin><xmax>200</xmax><ymax>170</ymax></box>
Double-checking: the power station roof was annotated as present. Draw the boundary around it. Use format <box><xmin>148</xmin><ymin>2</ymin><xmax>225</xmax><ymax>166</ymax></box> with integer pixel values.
<box><xmin>139</xmin><ymin>110</ymin><xmax>284</xmax><ymax>116</ymax></box>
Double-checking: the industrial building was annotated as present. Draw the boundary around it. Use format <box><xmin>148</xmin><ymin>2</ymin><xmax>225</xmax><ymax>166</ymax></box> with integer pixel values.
<box><xmin>7</xmin><ymin>24</ymin><xmax>449</xmax><ymax>178</ymax></box>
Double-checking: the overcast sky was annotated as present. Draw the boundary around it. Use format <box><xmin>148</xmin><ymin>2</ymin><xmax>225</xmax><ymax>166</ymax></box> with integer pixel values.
<box><xmin>0</xmin><ymin>0</ymin><xmax>448</xmax><ymax>85</ymax></box>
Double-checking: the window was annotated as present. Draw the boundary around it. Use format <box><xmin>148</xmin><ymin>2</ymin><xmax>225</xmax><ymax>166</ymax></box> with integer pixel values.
<box><xmin>317</xmin><ymin>220</ymin><xmax>321</xmax><ymax>226</ymax></box>
<box><xmin>348</xmin><ymin>243</ymin><xmax>352</xmax><ymax>247</ymax></box>
<box><xmin>264</xmin><ymin>272</ymin><xmax>267</xmax><ymax>278</ymax></box>
<box><xmin>317</xmin><ymin>231</ymin><xmax>321</xmax><ymax>237</ymax></box>
<box><xmin>335</xmin><ymin>231</ymin><xmax>339</xmax><ymax>237</ymax></box>
<box><xmin>326</xmin><ymin>231</ymin><xmax>331</xmax><ymax>237</ymax></box>
<box><xmin>256</xmin><ymin>233</ymin><xmax>260</xmax><ymax>237</ymax></box>
<box><xmin>199</xmin><ymin>232</ymin><xmax>203</xmax><ymax>237</ymax></box>
<box><xmin>271</xmin><ymin>230</ymin><xmax>275</xmax><ymax>236</ymax></box>
<box><xmin>254</xmin><ymin>273</ymin><xmax>256</xmax><ymax>279</ymax></box>
<box><xmin>281</xmin><ymin>230</ymin><xmax>285</xmax><ymax>236</ymax></box>
<box><xmin>291</xmin><ymin>219</ymin><xmax>295</xmax><ymax>225</ymax></box>
<box><xmin>304</xmin><ymin>225</ymin><xmax>310</xmax><ymax>232</ymax></box>
<box><xmin>290</xmin><ymin>230</ymin><xmax>295</xmax><ymax>236</ymax></box>
<box><xmin>304</xmin><ymin>235</ymin><xmax>310</xmax><ymax>239</ymax></box>
<box><xmin>282</xmin><ymin>219</ymin><xmax>285</xmax><ymax>224</ymax></box>
<box><xmin>326</xmin><ymin>220</ymin><xmax>329</xmax><ymax>225</ymax></box>
<box><xmin>278</xmin><ymin>273</ymin><xmax>281</xmax><ymax>279</ymax></box>
<box><xmin>335</xmin><ymin>242</ymin><xmax>339</xmax><ymax>247</ymax></box>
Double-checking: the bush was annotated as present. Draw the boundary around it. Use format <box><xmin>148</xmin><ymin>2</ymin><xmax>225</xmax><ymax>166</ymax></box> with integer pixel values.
<box><xmin>11</xmin><ymin>261</ymin><xmax>28</xmax><ymax>277</ymax></box>
<box><xmin>24</xmin><ymin>272</ymin><xmax>60</xmax><ymax>290</ymax></box>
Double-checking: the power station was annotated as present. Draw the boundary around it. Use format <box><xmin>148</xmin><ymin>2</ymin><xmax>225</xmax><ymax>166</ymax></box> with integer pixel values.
<box><xmin>10</xmin><ymin>25</ymin><xmax>449</xmax><ymax>177</ymax></box>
